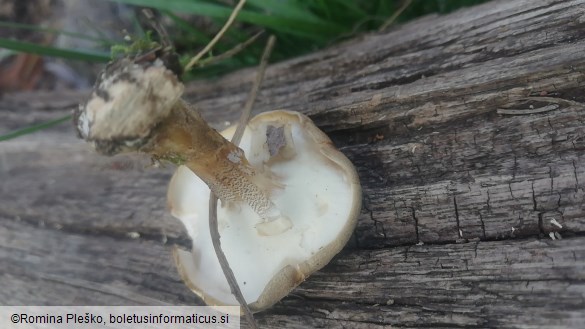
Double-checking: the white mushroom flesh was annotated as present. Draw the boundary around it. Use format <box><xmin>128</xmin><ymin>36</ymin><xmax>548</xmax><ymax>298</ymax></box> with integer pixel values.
<box><xmin>168</xmin><ymin>111</ymin><xmax>360</xmax><ymax>308</ymax></box>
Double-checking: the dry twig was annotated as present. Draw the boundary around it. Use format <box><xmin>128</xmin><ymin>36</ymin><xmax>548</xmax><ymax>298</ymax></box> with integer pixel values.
<box><xmin>379</xmin><ymin>0</ymin><xmax>412</xmax><ymax>31</ymax></box>
<box><xmin>184</xmin><ymin>0</ymin><xmax>247</xmax><ymax>72</ymax></box>
<box><xmin>191</xmin><ymin>31</ymin><xmax>264</xmax><ymax>69</ymax></box>
<box><xmin>208</xmin><ymin>34</ymin><xmax>276</xmax><ymax>329</ymax></box>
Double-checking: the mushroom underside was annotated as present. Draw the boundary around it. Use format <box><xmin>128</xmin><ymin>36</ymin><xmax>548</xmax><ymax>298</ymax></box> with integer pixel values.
<box><xmin>169</xmin><ymin>110</ymin><xmax>361</xmax><ymax>311</ymax></box>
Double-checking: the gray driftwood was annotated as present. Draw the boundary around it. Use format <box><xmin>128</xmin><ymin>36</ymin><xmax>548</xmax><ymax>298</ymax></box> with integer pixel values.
<box><xmin>2</xmin><ymin>0</ymin><xmax>585</xmax><ymax>327</ymax></box>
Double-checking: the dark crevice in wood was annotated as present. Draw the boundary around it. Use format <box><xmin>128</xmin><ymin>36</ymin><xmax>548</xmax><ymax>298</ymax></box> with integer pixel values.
<box><xmin>0</xmin><ymin>212</ymin><xmax>192</xmax><ymax>249</ymax></box>
<box><xmin>453</xmin><ymin>196</ymin><xmax>462</xmax><ymax>239</ymax></box>
<box><xmin>349</xmin><ymin>69</ymin><xmax>439</xmax><ymax>93</ymax></box>
<box><xmin>411</xmin><ymin>206</ymin><xmax>420</xmax><ymax>243</ymax></box>
<box><xmin>346</xmin><ymin>231</ymin><xmax>585</xmax><ymax>252</ymax></box>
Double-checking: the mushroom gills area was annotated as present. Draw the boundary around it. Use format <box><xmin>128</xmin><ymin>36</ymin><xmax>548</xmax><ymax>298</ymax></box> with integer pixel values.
<box><xmin>170</xmin><ymin>112</ymin><xmax>355</xmax><ymax>306</ymax></box>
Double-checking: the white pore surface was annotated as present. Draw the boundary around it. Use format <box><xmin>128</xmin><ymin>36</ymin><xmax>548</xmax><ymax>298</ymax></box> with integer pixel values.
<box><xmin>170</xmin><ymin>118</ymin><xmax>355</xmax><ymax>305</ymax></box>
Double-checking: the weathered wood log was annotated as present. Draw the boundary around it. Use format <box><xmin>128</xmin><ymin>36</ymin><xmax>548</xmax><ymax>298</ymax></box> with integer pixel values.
<box><xmin>1</xmin><ymin>0</ymin><xmax>585</xmax><ymax>327</ymax></box>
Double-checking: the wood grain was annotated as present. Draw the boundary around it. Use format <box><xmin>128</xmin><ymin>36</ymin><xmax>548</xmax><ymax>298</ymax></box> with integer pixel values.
<box><xmin>1</xmin><ymin>0</ymin><xmax>585</xmax><ymax>327</ymax></box>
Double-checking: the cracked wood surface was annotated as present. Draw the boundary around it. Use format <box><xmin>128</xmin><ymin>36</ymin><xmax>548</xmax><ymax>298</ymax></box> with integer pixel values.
<box><xmin>1</xmin><ymin>0</ymin><xmax>585</xmax><ymax>327</ymax></box>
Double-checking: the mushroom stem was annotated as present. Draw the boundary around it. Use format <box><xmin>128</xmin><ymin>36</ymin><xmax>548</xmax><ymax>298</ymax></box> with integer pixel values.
<box><xmin>144</xmin><ymin>100</ymin><xmax>291</xmax><ymax>234</ymax></box>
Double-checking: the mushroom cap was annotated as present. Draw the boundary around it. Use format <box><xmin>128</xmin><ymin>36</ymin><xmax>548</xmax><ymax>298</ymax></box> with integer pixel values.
<box><xmin>168</xmin><ymin>110</ymin><xmax>361</xmax><ymax>312</ymax></box>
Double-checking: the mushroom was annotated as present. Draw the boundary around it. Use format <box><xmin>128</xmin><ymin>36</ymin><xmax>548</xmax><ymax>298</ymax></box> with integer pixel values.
<box><xmin>74</xmin><ymin>48</ymin><xmax>289</xmax><ymax>231</ymax></box>
<box><xmin>169</xmin><ymin>110</ymin><xmax>361</xmax><ymax>311</ymax></box>
<box><xmin>74</xmin><ymin>47</ymin><xmax>361</xmax><ymax>312</ymax></box>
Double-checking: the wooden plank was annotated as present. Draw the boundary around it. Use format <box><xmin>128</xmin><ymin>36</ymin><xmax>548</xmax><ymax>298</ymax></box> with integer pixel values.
<box><xmin>1</xmin><ymin>0</ymin><xmax>585</xmax><ymax>327</ymax></box>
<box><xmin>1</xmin><ymin>216</ymin><xmax>583</xmax><ymax>327</ymax></box>
<box><xmin>267</xmin><ymin>237</ymin><xmax>585</xmax><ymax>328</ymax></box>
<box><xmin>0</xmin><ymin>215</ymin><xmax>196</xmax><ymax>305</ymax></box>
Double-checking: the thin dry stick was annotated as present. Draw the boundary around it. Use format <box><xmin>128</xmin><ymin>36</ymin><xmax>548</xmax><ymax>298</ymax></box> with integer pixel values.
<box><xmin>184</xmin><ymin>0</ymin><xmax>247</xmax><ymax>72</ymax></box>
<box><xmin>193</xmin><ymin>31</ymin><xmax>264</xmax><ymax>69</ymax></box>
<box><xmin>379</xmin><ymin>0</ymin><xmax>412</xmax><ymax>31</ymax></box>
<box><xmin>208</xmin><ymin>35</ymin><xmax>276</xmax><ymax>329</ymax></box>
<box><xmin>208</xmin><ymin>196</ymin><xmax>257</xmax><ymax>327</ymax></box>
<box><xmin>232</xmin><ymin>35</ymin><xmax>275</xmax><ymax>145</ymax></box>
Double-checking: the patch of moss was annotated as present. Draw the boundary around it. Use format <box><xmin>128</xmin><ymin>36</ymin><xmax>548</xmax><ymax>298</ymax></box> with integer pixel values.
<box><xmin>163</xmin><ymin>153</ymin><xmax>187</xmax><ymax>166</ymax></box>
<box><xmin>110</xmin><ymin>31</ymin><xmax>159</xmax><ymax>58</ymax></box>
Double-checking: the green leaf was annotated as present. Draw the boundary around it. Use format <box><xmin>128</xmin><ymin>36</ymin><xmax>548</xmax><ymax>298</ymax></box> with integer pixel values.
<box><xmin>0</xmin><ymin>114</ymin><xmax>72</xmax><ymax>142</ymax></box>
<box><xmin>245</xmin><ymin>0</ymin><xmax>323</xmax><ymax>22</ymax></box>
<box><xmin>112</xmin><ymin>0</ymin><xmax>344</xmax><ymax>39</ymax></box>
<box><xmin>162</xmin><ymin>10</ymin><xmax>212</xmax><ymax>44</ymax></box>
<box><xmin>0</xmin><ymin>38</ymin><xmax>110</xmax><ymax>62</ymax></box>
<box><xmin>0</xmin><ymin>21</ymin><xmax>115</xmax><ymax>45</ymax></box>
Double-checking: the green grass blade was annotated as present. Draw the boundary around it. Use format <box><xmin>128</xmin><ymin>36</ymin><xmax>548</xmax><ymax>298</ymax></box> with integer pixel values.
<box><xmin>162</xmin><ymin>10</ymin><xmax>212</xmax><ymax>44</ymax></box>
<box><xmin>112</xmin><ymin>0</ymin><xmax>344</xmax><ymax>39</ymax></box>
<box><xmin>245</xmin><ymin>0</ymin><xmax>323</xmax><ymax>22</ymax></box>
<box><xmin>0</xmin><ymin>21</ymin><xmax>114</xmax><ymax>45</ymax></box>
<box><xmin>0</xmin><ymin>114</ymin><xmax>72</xmax><ymax>142</ymax></box>
<box><xmin>0</xmin><ymin>38</ymin><xmax>110</xmax><ymax>62</ymax></box>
